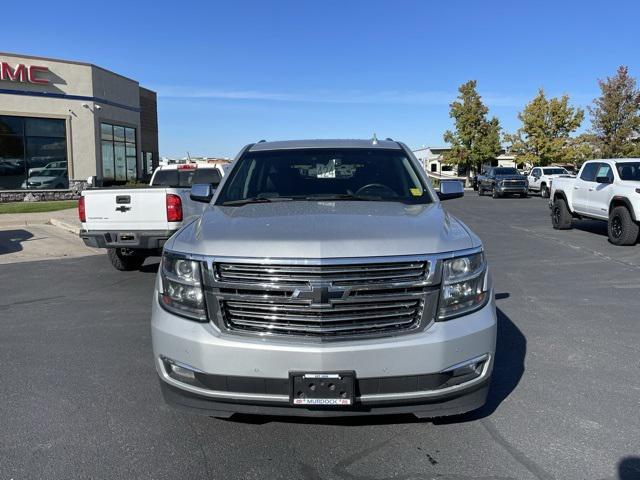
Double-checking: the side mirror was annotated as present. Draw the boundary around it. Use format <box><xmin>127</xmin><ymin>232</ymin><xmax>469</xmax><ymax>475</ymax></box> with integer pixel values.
<box><xmin>190</xmin><ymin>183</ymin><xmax>214</xmax><ymax>203</ymax></box>
<box><xmin>595</xmin><ymin>176</ymin><xmax>612</xmax><ymax>184</ymax></box>
<box><xmin>437</xmin><ymin>180</ymin><xmax>464</xmax><ymax>200</ymax></box>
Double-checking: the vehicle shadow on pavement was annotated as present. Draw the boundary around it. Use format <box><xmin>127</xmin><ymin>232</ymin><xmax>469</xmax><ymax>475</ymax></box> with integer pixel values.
<box><xmin>572</xmin><ymin>219</ymin><xmax>609</xmax><ymax>238</ymax></box>
<box><xmin>0</xmin><ymin>229</ymin><xmax>34</xmax><ymax>255</ymax></box>
<box><xmin>223</xmin><ymin>297</ymin><xmax>526</xmax><ymax>427</ymax></box>
<box><xmin>617</xmin><ymin>456</ymin><xmax>640</xmax><ymax>479</ymax></box>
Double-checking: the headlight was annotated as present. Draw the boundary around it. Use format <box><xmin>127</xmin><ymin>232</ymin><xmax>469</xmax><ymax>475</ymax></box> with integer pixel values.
<box><xmin>438</xmin><ymin>252</ymin><xmax>489</xmax><ymax>320</ymax></box>
<box><xmin>159</xmin><ymin>252</ymin><xmax>207</xmax><ymax>321</ymax></box>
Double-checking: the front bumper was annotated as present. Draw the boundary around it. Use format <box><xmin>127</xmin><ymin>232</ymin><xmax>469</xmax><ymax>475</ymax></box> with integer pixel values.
<box><xmin>151</xmin><ymin>292</ymin><xmax>497</xmax><ymax>418</ymax></box>
<box><xmin>496</xmin><ymin>185</ymin><xmax>527</xmax><ymax>194</ymax></box>
<box><xmin>80</xmin><ymin>229</ymin><xmax>176</xmax><ymax>250</ymax></box>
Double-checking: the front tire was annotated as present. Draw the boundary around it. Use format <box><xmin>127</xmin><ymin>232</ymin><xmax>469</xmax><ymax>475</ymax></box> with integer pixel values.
<box><xmin>492</xmin><ymin>188</ymin><xmax>500</xmax><ymax>199</ymax></box>
<box><xmin>608</xmin><ymin>206</ymin><xmax>639</xmax><ymax>246</ymax></box>
<box><xmin>478</xmin><ymin>185</ymin><xmax>484</xmax><ymax>196</ymax></box>
<box><xmin>541</xmin><ymin>185</ymin><xmax>549</xmax><ymax>198</ymax></box>
<box><xmin>107</xmin><ymin>248</ymin><xmax>146</xmax><ymax>271</ymax></box>
<box><xmin>551</xmin><ymin>198</ymin><xmax>572</xmax><ymax>230</ymax></box>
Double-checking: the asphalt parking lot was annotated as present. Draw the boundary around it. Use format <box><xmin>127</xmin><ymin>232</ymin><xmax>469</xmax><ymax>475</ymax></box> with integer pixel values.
<box><xmin>1</xmin><ymin>194</ymin><xmax>639</xmax><ymax>480</ymax></box>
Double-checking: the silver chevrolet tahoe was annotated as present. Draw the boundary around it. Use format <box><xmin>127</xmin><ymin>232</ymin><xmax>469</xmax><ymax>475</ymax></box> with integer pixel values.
<box><xmin>151</xmin><ymin>139</ymin><xmax>497</xmax><ymax>418</ymax></box>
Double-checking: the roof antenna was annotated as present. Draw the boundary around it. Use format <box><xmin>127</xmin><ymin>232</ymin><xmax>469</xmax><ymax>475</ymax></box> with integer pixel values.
<box><xmin>371</xmin><ymin>133</ymin><xmax>378</xmax><ymax>145</ymax></box>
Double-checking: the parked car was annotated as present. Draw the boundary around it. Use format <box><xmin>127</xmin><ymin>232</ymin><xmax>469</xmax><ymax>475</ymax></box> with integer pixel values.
<box><xmin>79</xmin><ymin>163</ymin><xmax>225</xmax><ymax>270</ymax></box>
<box><xmin>477</xmin><ymin>167</ymin><xmax>528</xmax><ymax>198</ymax></box>
<box><xmin>550</xmin><ymin>159</ymin><xmax>640</xmax><ymax>245</ymax></box>
<box><xmin>28</xmin><ymin>160</ymin><xmax>67</xmax><ymax>177</ymax></box>
<box><xmin>152</xmin><ymin>138</ymin><xmax>496</xmax><ymax>419</ymax></box>
<box><xmin>21</xmin><ymin>168</ymin><xmax>69</xmax><ymax>189</ymax></box>
<box><xmin>527</xmin><ymin>166</ymin><xmax>572</xmax><ymax>198</ymax></box>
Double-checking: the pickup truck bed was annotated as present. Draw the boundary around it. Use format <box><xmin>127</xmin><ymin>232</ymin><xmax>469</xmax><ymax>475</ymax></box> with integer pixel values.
<box><xmin>80</xmin><ymin>164</ymin><xmax>224</xmax><ymax>270</ymax></box>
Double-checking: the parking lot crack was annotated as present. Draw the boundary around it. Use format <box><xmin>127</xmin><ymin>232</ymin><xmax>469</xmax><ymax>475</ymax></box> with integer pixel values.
<box><xmin>0</xmin><ymin>294</ymin><xmax>65</xmax><ymax>309</ymax></box>
<box><xmin>480</xmin><ymin>419</ymin><xmax>554</xmax><ymax>480</ymax></box>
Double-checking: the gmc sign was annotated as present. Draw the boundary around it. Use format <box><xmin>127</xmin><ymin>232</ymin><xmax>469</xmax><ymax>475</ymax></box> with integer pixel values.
<box><xmin>0</xmin><ymin>61</ymin><xmax>49</xmax><ymax>85</ymax></box>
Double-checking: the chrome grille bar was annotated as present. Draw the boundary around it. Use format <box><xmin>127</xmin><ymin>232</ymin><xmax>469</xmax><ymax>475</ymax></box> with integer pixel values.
<box><xmin>217</xmin><ymin>262</ymin><xmax>427</xmax><ymax>285</ymax></box>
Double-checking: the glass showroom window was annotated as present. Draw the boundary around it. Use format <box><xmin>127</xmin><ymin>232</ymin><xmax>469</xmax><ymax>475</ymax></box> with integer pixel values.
<box><xmin>0</xmin><ymin>115</ymin><xmax>68</xmax><ymax>190</ymax></box>
<box><xmin>101</xmin><ymin>123</ymin><xmax>137</xmax><ymax>183</ymax></box>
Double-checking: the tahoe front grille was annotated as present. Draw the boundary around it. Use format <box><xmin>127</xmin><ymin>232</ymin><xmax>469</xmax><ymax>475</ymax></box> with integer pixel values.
<box><xmin>204</xmin><ymin>259</ymin><xmax>439</xmax><ymax>340</ymax></box>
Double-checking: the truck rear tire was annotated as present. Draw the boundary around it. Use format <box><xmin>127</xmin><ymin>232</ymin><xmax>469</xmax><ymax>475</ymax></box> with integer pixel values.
<box><xmin>608</xmin><ymin>206</ymin><xmax>639</xmax><ymax>246</ymax></box>
<box><xmin>107</xmin><ymin>248</ymin><xmax>146</xmax><ymax>271</ymax></box>
<box><xmin>551</xmin><ymin>198</ymin><xmax>572</xmax><ymax>230</ymax></box>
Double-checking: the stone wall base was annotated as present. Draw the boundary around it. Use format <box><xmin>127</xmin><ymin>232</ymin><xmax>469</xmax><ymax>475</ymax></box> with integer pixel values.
<box><xmin>0</xmin><ymin>180</ymin><xmax>88</xmax><ymax>203</ymax></box>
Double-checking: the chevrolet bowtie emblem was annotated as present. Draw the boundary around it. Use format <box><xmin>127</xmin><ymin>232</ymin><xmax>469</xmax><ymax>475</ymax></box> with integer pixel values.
<box><xmin>115</xmin><ymin>206</ymin><xmax>131</xmax><ymax>213</ymax></box>
<box><xmin>292</xmin><ymin>282</ymin><xmax>346</xmax><ymax>305</ymax></box>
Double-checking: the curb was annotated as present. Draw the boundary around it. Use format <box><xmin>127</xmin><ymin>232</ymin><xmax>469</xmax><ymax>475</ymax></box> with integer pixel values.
<box><xmin>49</xmin><ymin>218</ymin><xmax>81</xmax><ymax>235</ymax></box>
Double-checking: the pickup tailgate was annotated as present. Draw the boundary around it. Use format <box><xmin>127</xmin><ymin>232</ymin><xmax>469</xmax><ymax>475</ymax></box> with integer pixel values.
<box><xmin>83</xmin><ymin>188</ymin><xmax>172</xmax><ymax>231</ymax></box>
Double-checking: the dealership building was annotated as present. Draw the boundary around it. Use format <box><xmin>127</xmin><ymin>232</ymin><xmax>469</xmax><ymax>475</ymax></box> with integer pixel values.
<box><xmin>0</xmin><ymin>52</ymin><xmax>158</xmax><ymax>201</ymax></box>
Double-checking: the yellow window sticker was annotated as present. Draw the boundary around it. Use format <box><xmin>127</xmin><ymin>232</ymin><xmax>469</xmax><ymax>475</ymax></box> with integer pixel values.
<box><xmin>410</xmin><ymin>187</ymin><xmax>423</xmax><ymax>196</ymax></box>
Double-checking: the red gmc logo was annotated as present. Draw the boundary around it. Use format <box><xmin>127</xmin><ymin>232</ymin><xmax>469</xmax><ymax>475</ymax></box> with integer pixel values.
<box><xmin>0</xmin><ymin>61</ymin><xmax>50</xmax><ymax>85</ymax></box>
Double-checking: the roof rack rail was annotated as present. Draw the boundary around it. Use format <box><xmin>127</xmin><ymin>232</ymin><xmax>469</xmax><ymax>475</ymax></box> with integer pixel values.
<box><xmin>257</xmin><ymin>139</ymin><xmax>266</xmax><ymax>143</ymax></box>
<box><xmin>385</xmin><ymin>137</ymin><xmax>394</xmax><ymax>141</ymax></box>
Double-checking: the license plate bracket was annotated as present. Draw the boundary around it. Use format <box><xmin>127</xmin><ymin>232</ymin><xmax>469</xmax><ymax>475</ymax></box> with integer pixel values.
<box><xmin>290</xmin><ymin>371</ymin><xmax>355</xmax><ymax>406</ymax></box>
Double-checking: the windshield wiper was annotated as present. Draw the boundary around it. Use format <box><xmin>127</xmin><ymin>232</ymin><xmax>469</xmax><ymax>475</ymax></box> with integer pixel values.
<box><xmin>220</xmin><ymin>196</ymin><xmax>294</xmax><ymax>206</ymax></box>
<box><xmin>302</xmin><ymin>193</ymin><xmax>385</xmax><ymax>201</ymax></box>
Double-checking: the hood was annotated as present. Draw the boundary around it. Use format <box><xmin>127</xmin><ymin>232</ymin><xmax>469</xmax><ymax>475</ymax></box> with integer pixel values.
<box><xmin>28</xmin><ymin>176</ymin><xmax>60</xmax><ymax>182</ymax></box>
<box><xmin>168</xmin><ymin>201</ymin><xmax>479</xmax><ymax>259</ymax></box>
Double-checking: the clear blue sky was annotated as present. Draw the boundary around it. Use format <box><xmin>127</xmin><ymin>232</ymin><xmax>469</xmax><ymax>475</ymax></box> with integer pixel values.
<box><xmin>3</xmin><ymin>0</ymin><xmax>639</xmax><ymax>157</ymax></box>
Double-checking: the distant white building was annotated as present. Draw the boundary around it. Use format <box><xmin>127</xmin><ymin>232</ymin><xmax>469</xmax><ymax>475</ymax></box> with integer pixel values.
<box><xmin>412</xmin><ymin>146</ymin><xmax>519</xmax><ymax>177</ymax></box>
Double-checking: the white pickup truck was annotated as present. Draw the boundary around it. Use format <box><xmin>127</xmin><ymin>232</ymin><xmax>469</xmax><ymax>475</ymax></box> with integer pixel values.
<box><xmin>80</xmin><ymin>163</ymin><xmax>225</xmax><ymax>270</ymax></box>
<box><xmin>527</xmin><ymin>166</ymin><xmax>573</xmax><ymax>198</ymax></box>
<box><xmin>549</xmin><ymin>159</ymin><xmax>640</xmax><ymax>245</ymax></box>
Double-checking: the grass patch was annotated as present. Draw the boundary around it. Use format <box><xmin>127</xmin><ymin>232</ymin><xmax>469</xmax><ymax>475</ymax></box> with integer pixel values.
<box><xmin>0</xmin><ymin>200</ymin><xmax>77</xmax><ymax>214</ymax></box>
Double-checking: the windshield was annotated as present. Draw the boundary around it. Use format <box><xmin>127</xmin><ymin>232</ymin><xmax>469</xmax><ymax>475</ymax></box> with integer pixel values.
<box><xmin>216</xmin><ymin>148</ymin><xmax>431</xmax><ymax>205</ymax></box>
<box><xmin>152</xmin><ymin>168</ymin><xmax>221</xmax><ymax>188</ymax></box>
<box><xmin>542</xmin><ymin>168</ymin><xmax>568</xmax><ymax>175</ymax></box>
<box><xmin>494</xmin><ymin>168</ymin><xmax>519</xmax><ymax>175</ymax></box>
<box><xmin>616</xmin><ymin>162</ymin><xmax>640</xmax><ymax>181</ymax></box>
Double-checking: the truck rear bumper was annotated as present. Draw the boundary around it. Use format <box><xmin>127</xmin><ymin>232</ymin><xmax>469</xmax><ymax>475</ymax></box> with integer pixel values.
<box><xmin>80</xmin><ymin>229</ymin><xmax>177</xmax><ymax>250</ymax></box>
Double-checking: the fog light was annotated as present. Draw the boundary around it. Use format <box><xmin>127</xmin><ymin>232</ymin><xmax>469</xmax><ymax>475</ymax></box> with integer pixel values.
<box><xmin>440</xmin><ymin>355</ymin><xmax>488</xmax><ymax>388</ymax></box>
<box><xmin>162</xmin><ymin>356</ymin><xmax>202</xmax><ymax>383</ymax></box>
<box><xmin>171</xmin><ymin>364</ymin><xmax>196</xmax><ymax>380</ymax></box>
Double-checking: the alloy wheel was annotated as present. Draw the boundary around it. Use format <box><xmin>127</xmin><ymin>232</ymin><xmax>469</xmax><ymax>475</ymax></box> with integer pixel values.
<box><xmin>611</xmin><ymin>215</ymin><xmax>623</xmax><ymax>238</ymax></box>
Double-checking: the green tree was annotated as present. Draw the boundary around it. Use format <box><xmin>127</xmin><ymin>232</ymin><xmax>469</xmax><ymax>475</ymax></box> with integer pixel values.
<box><xmin>505</xmin><ymin>89</ymin><xmax>584</xmax><ymax>167</ymax></box>
<box><xmin>566</xmin><ymin>133</ymin><xmax>598</xmax><ymax>167</ymax></box>
<box><xmin>589</xmin><ymin>65</ymin><xmax>640</xmax><ymax>158</ymax></box>
<box><xmin>442</xmin><ymin>80</ymin><xmax>502</xmax><ymax>184</ymax></box>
